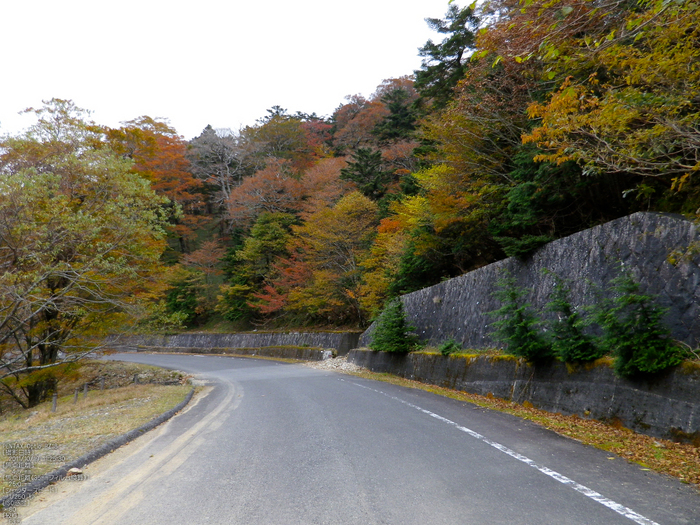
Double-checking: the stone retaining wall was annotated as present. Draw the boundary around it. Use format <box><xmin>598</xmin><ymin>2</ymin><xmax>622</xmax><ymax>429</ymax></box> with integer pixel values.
<box><xmin>348</xmin><ymin>349</ymin><xmax>700</xmax><ymax>442</ymax></box>
<box><xmin>360</xmin><ymin>212</ymin><xmax>700</xmax><ymax>349</ymax></box>
<box><xmin>129</xmin><ymin>345</ymin><xmax>333</xmax><ymax>361</ymax></box>
<box><xmin>108</xmin><ymin>331</ymin><xmax>361</xmax><ymax>356</ymax></box>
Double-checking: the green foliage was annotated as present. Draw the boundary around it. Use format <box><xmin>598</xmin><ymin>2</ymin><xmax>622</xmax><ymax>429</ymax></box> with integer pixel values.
<box><xmin>488</xmin><ymin>273</ymin><xmax>553</xmax><ymax>363</ymax></box>
<box><xmin>340</xmin><ymin>148</ymin><xmax>392</xmax><ymax>201</ymax></box>
<box><xmin>0</xmin><ymin>99</ymin><xmax>170</xmax><ymax>406</ymax></box>
<box><xmin>137</xmin><ymin>301</ymin><xmax>188</xmax><ymax>334</ymax></box>
<box><xmin>545</xmin><ymin>274</ymin><xmax>603</xmax><ymax>363</ymax></box>
<box><xmin>282</xmin><ymin>192</ymin><xmax>379</xmax><ymax>326</ymax></box>
<box><xmin>373</xmin><ymin>88</ymin><xmax>417</xmax><ymax>142</ymax></box>
<box><xmin>165</xmin><ymin>270</ymin><xmax>207</xmax><ymax>326</ymax></box>
<box><xmin>489</xmin><ymin>147</ymin><xmax>631</xmax><ymax>258</ymax></box>
<box><xmin>487</xmin><ymin>268</ymin><xmax>684</xmax><ymax>376</ymax></box>
<box><xmin>439</xmin><ymin>338</ymin><xmax>461</xmax><ymax>356</ymax></box>
<box><xmin>414</xmin><ymin>4</ymin><xmax>479</xmax><ymax>110</ymax></box>
<box><xmin>399</xmin><ymin>173</ymin><xmax>421</xmax><ymax>197</ymax></box>
<box><xmin>237</xmin><ymin>212</ymin><xmax>296</xmax><ymax>282</ymax></box>
<box><xmin>215</xmin><ymin>282</ymin><xmax>254</xmax><ymax>322</ymax></box>
<box><xmin>221</xmin><ymin>228</ymin><xmax>247</xmax><ymax>280</ymax></box>
<box><xmin>592</xmin><ymin>272</ymin><xmax>683</xmax><ymax>378</ymax></box>
<box><xmin>494</xmin><ymin>234</ymin><xmax>553</xmax><ymax>259</ymax></box>
<box><xmin>389</xmin><ymin>238</ymin><xmax>442</xmax><ymax>296</ymax></box>
<box><xmin>217</xmin><ymin>213</ymin><xmax>297</xmax><ymax>324</ymax></box>
<box><xmin>369</xmin><ymin>299</ymin><xmax>418</xmax><ymax>353</ymax></box>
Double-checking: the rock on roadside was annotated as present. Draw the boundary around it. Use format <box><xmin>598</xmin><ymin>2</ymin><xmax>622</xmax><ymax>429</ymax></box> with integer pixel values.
<box><xmin>304</xmin><ymin>356</ymin><xmax>362</xmax><ymax>372</ymax></box>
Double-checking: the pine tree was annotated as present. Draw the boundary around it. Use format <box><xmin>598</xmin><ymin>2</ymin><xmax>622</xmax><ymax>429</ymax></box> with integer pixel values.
<box><xmin>414</xmin><ymin>4</ymin><xmax>480</xmax><ymax>110</ymax></box>
<box><xmin>370</xmin><ymin>299</ymin><xmax>418</xmax><ymax>353</ymax></box>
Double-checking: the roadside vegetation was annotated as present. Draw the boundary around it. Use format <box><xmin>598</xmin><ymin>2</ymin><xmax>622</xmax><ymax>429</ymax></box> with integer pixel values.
<box><xmin>370</xmin><ymin>268</ymin><xmax>695</xmax><ymax>379</ymax></box>
<box><xmin>365</xmin><ymin>283</ymin><xmax>700</xmax><ymax>484</ymax></box>
<box><xmin>0</xmin><ymin>361</ymin><xmax>192</xmax><ymax>495</ymax></box>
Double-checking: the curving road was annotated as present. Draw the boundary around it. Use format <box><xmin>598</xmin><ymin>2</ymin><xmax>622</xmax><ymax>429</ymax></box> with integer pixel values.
<box><xmin>18</xmin><ymin>354</ymin><xmax>700</xmax><ymax>524</ymax></box>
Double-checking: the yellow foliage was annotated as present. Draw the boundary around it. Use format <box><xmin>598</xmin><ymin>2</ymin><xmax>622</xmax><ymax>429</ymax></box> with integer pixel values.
<box><xmin>284</xmin><ymin>192</ymin><xmax>380</xmax><ymax>324</ymax></box>
<box><xmin>358</xmin><ymin>217</ymin><xmax>408</xmax><ymax>316</ymax></box>
<box><xmin>523</xmin><ymin>3</ymin><xmax>700</xmax><ymax>180</ymax></box>
<box><xmin>0</xmin><ymin>100</ymin><xmax>170</xmax><ymax>400</ymax></box>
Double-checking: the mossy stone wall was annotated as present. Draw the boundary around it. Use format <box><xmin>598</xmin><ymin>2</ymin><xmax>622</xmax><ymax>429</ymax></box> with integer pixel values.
<box><xmin>360</xmin><ymin>212</ymin><xmax>700</xmax><ymax>350</ymax></box>
<box><xmin>132</xmin><ymin>345</ymin><xmax>333</xmax><ymax>361</ymax></box>
<box><xmin>109</xmin><ymin>331</ymin><xmax>361</xmax><ymax>356</ymax></box>
<box><xmin>348</xmin><ymin>349</ymin><xmax>700</xmax><ymax>441</ymax></box>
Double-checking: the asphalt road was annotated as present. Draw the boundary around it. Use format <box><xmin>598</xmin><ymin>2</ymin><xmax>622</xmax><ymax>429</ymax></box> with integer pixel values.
<box><xmin>17</xmin><ymin>354</ymin><xmax>700</xmax><ymax>525</ymax></box>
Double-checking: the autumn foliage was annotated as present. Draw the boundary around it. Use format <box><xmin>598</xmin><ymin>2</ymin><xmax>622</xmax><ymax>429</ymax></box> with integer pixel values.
<box><xmin>212</xmin><ymin>0</ymin><xmax>700</xmax><ymax>329</ymax></box>
<box><xmin>226</xmin><ymin>159</ymin><xmax>305</xmax><ymax>228</ymax></box>
<box><xmin>6</xmin><ymin>0</ymin><xmax>697</xmax><ymax>341</ymax></box>
<box><xmin>107</xmin><ymin>117</ymin><xmax>205</xmax><ymax>251</ymax></box>
<box><xmin>0</xmin><ymin>101</ymin><xmax>170</xmax><ymax>406</ymax></box>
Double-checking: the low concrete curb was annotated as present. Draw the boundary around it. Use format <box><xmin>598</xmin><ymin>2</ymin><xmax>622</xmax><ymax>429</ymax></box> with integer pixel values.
<box><xmin>0</xmin><ymin>388</ymin><xmax>195</xmax><ymax>510</ymax></box>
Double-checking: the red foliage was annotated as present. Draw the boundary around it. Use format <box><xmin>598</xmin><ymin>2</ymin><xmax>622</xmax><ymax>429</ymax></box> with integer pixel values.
<box><xmin>182</xmin><ymin>239</ymin><xmax>226</xmax><ymax>278</ymax></box>
<box><xmin>332</xmin><ymin>95</ymin><xmax>388</xmax><ymax>151</ymax></box>
<box><xmin>300</xmin><ymin>120</ymin><xmax>333</xmax><ymax>158</ymax></box>
<box><xmin>251</xmin><ymin>251</ymin><xmax>311</xmax><ymax>315</ymax></box>
<box><xmin>382</xmin><ymin>140</ymin><xmax>420</xmax><ymax>176</ymax></box>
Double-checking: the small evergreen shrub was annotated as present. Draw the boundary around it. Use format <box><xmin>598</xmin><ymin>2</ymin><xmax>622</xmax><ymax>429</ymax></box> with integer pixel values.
<box><xmin>369</xmin><ymin>299</ymin><xmax>418</xmax><ymax>353</ymax></box>
<box><xmin>488</xmin><ymin>273</ymin><xmax>553</xmax><ymax>363</ymax></box>
<box><xmin>593</xmin><ymin>271</ymin><xmax>683</xmax><ymax>378</ymax></box>
<box><xmin>545</xmin><ymin>274</ymin><xmax>604</xmax><ymax>362</ymax></box>
<box><xmin>439</xmin><ymin>339</ymin><xmax>461</xmax><ymax>356</ymax></box>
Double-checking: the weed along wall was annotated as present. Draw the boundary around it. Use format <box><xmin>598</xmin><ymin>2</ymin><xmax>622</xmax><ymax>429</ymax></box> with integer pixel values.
<box><xmin>107</xmin><ymin>332</ymin><xmax>361</xmax><ymax>359</ymax></box>
<box><xmin>359</xmin><ymin>212</ymin><xmax>700</xmax><ymax>349</ymax></box>
<box><xmin>347</xmin><ymin>349</ymin><xmax>700</xmax><ymax>442</ymax></box>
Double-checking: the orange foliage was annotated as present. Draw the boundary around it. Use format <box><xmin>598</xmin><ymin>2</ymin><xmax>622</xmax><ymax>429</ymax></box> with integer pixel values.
<box><xmin>289</xmin><ymin>192</ymin><xmax>379</xmax><ymax>324</ymax></box>
<box><xmin>381</xmin><ymin>140</ymin><xmax>420</xmax><ymax>176</ymax></box>
<box><xmin>358</xmin><ymin>216</ymin><xmax>407</xmax><ymax>316</ymax></box>
<box><xmin>182</xmin><ymin>239</ymin><xmax>226</xmax><ymax>279</ymax></box>
<box><xmin>372</xmin><ymin>76</ymin><xmax>418</xmax><ymax>102</ymax></box>
<box><xmin>142</xmin><ymin>135</ymin><xmax>206</xmax><ymax>238</ymax></box>
<box><xmin>298</xmin><ymin>157</ymin><xmax>355</xmax><ymax>218</ymax></box>
<box><xmin>252</xmin><ymin>192</ymin><xmax>380</xmax><ymax>325</ymax></box>
<box><xmin>226</xmin><ymin>159</ymin><xmax>305</xmax><ymax>229</ymax></box>
<box><xmin>300</xmin><ymin>120</ymin><xmax>333</xmax><ymax>159</ymax></box>
<box><xmin>333</xmin><ymin>95</ymin><xmax>387</xmax><ymax>151</ymax></box>
<box><xmin>477</xmin><ymin>0</ymin><xmax>629</xmax><ymax>72</ymax></box>
<box><xmin>251</xmin><ymin>251</ymin><xmax>311</xmax><ymax>316</ymax></box>
<box><xmin>108</xmin><ymin>117</ymin><xmax>205</xmax><ymax>243</ymax></box>
<box><xmin>244</xmin><ymin>115</ymin><xmax>330</xmax><ymax>174</ymax></box>
<box><xmin>332</xmin><ymin>77</ymin><xmax>418</xmax><ymax>154</ymax></box>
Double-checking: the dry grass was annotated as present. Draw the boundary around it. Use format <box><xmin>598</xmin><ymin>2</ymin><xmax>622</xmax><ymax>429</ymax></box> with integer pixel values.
<box><xmin>347</xmin><ymin>369</ymin><xmax>700</xmax><ymax>490</ymax></box>
<box><xmin>0</xmin><ymin>361</ymin><xmax>192</xmax><ymax>496</ymax></box>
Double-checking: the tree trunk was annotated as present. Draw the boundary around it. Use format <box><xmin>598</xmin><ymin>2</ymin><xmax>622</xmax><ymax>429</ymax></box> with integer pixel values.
<box><xmin>26</xmin><ymin>377</ymin><xmax>57</xmax><ymax>408</ymax></box>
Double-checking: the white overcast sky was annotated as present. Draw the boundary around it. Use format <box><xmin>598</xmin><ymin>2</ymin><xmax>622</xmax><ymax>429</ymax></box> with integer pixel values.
<box><xmin>1</xmin><ymin>0</ymin><xmax>459</xmax><ymax>140</ymax></box>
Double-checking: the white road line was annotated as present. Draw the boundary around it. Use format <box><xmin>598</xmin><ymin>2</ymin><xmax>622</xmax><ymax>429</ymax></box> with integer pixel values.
<box><xmin>348</xmin><ymin>380</ymin><xmax>661</xmax><ymax>525</ymax></box>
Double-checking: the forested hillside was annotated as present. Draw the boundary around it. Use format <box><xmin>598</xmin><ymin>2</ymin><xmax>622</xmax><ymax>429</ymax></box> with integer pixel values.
<box><xmin>1</xmin><ymin>0</ymin><xmax>698</xmax><ymax>404</ymax></box>
<box><xmin>177</xmin><ymin>0</ymin><xmax>699</xmax><ymax>329</ymax></box>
